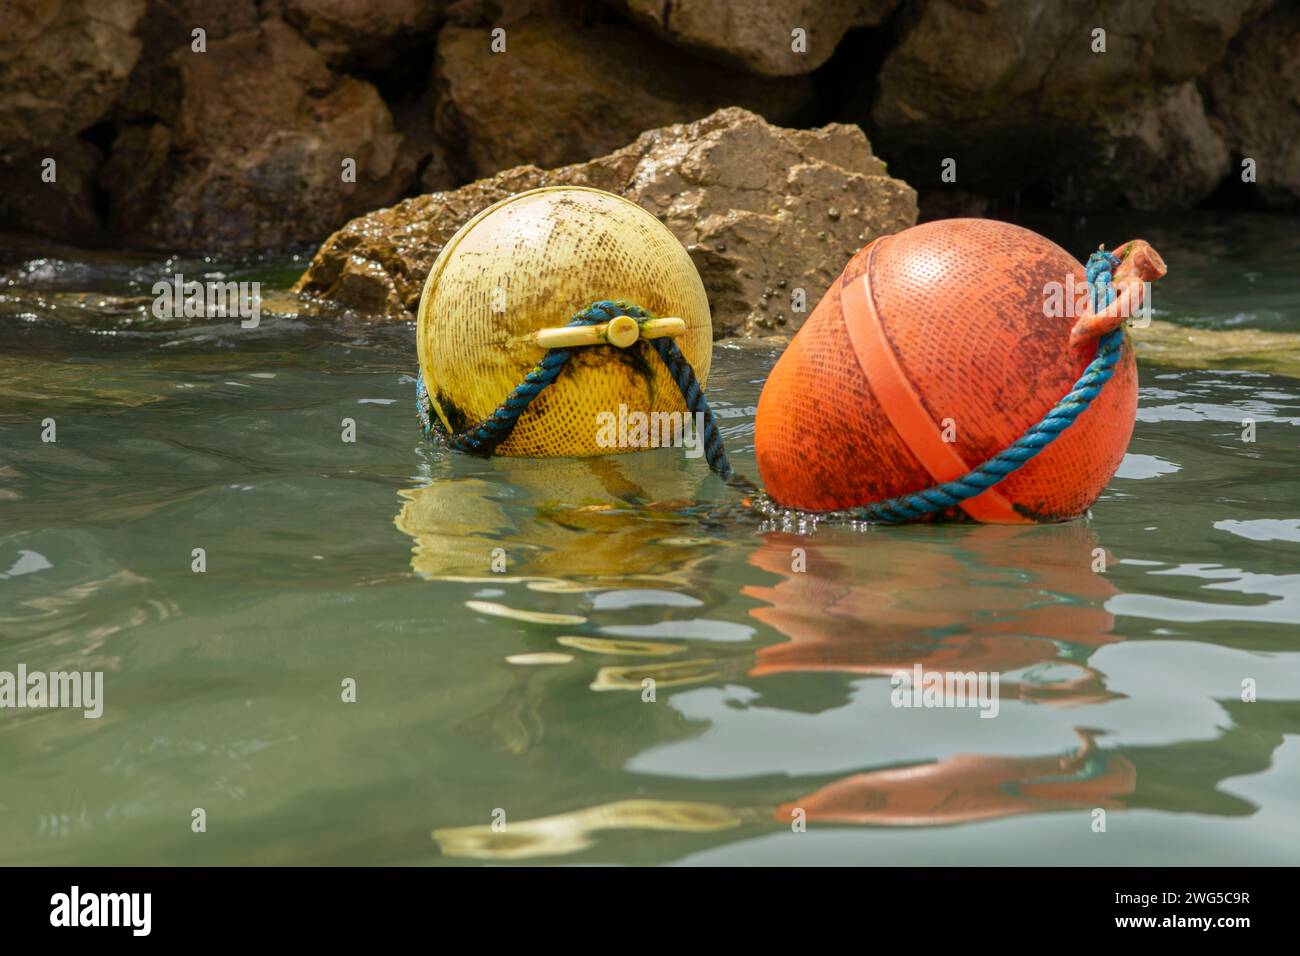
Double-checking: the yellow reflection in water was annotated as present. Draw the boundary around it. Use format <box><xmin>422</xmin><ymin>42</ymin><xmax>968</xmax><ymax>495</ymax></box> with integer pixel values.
<box><xmin>394</xmin><ymin>457</ymin><xmax>724</xmax><ymax>585</ymax></box>
<box><xmin>556</xmin><ymin>636</ymin><xmax>684</xmax><ymax>656</ymax></box>
<box><xmin>434</xmin><ymin>799</ymin><xmax>743</xmax><ymax>860</ymax></box>
<box><xmin>464</xmin><ymin>600</ymin><xmax>586</xmax><ymax>625</ymax></box>
<box><xmin>589</xmin><ymin>658</ymin><xmax>733</xmax><ymax>691</ymax></box>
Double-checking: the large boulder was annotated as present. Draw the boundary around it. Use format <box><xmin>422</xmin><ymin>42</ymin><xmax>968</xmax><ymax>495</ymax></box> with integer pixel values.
<box><xmin>870</xmin><ymin>0</ymin><xmax>1271</xmax><ymax>208</ymax></box>
<box><xmin>1102</xmin><ymin>81</ymin><xmax>1231</xmax><ymax>210</ymax></box>
<box><xmin>0</xmin><ymin>0</ymin><xmax>145</xmax><ymax>162</ymax></box>
<box><xmin>876</xmin><ymin>0</ymin><xmax>1270</xmax><ymax>128</ymax></box>
<box><xmin>603</xmin><ymin>0</ymin><xmax>901</xmax><ymax>76</ymax></box>
<box><xmin>293</xmin><ymin>107</ymin><xmax>917</xmax><ymax>337</ymax></box>
<box><xmin>434</xmin><ymin>17</ymin><xmax>814</xmax><ymax>180</ymax></box>
<box><xmin>101</xmin><ymin>18</ymin><xmax>413</xmax><ymax>250</ymax></box>
<box><xmin>1206</xmin><ymin>2</ymin><xmax>1300</xmax><ymax>211</ymax></box>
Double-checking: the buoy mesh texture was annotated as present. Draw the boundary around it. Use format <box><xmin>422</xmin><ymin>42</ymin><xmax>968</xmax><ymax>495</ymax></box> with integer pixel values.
<box><xmin>755</xmin><ymin>218</ymin><xmax>1137</xmax><ymax>521</ymax></box>
<box><xmin>420</xmin><ymin>300</ymin><xmax>744</xmax><ymax>484</ymax></box>
<box><xmin>417</xmin><ymin>188</ymin><xmax>713</xmax><ymax>458</ymax></box>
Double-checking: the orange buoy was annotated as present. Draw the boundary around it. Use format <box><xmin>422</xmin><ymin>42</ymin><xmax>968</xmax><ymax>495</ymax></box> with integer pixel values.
<box><xmin>754</xmin><ymin>218</ymin><xmax>1166</xmax><ymax>522</ymax></box>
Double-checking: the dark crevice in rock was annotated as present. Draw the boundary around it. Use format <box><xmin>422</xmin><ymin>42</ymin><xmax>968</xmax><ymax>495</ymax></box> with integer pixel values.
<box><xmin>79</xmin><ymin>121</ymin><xmax>119</xmax><ymax>154</ymax></box>
<box><xmin>79</xmin><ymin>124</ymin><xmax>118</xmax><ymax>230</ymax></box>
<box><xmin>805</xmin><ymin>25</ymin><xmax>893</xmax><ymax>130</ymax></box>
<box><xmin>1200</xmin><ymin>154</ymin><xmax>1271</xmax><ymax>212</ymax></box>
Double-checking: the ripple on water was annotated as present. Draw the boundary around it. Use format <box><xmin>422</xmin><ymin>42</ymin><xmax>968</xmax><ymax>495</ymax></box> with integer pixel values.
<box><xmin>2</xmin><ymin>215</ymin><xmax>1300</xmax><ymax>865</ymax></box>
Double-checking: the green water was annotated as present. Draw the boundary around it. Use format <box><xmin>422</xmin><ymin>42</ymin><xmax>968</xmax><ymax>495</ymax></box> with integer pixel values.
<box><xmin>1</xmin><ymin>212</ymin><xmax>1297</xmax><ymax>866</ymax></box>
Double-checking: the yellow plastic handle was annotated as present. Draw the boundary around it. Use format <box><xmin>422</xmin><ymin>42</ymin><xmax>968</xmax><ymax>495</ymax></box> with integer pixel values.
<box><xmin>532</xmin><ymin>316</ymin><xmax>687</xmax><ymax>350</ymax></box>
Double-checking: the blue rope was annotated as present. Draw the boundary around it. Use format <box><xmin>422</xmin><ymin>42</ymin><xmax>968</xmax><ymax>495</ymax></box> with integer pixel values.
<box><xmin>419</xmin><ymin>304</ymin><xmax>606</xmax><ymax>456</ymax></box>
<box><xmin>846</xmin><ymin>248</ymin><xmax>1125</xmax><ymax>524</ymax></box>
<box><xmin>415</xmin><ymin>370</ymin><xmax>435</xmax><ymax>438</ymax></box>
<box><xmin>417</xmin><ymin>300</ymin><xmax>743</xmax><ymax>482</ymax></box>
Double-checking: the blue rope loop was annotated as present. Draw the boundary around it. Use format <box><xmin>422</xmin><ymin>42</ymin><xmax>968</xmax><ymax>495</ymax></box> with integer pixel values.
<box><xmin>846</xmin><ymin>247</ymin><xmax>1126</xmax><ymax>524</ymax></box>
<box><xmin>417</xmin><ymin>300</ymin><xmax>744</xmax><ymax>483</ymax></box>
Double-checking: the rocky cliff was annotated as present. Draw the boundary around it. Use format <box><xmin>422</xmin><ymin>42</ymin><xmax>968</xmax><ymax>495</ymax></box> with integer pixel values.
<box><xmin>0</xmin><ymin>0</ymin><xmax>1295</xmax><ymax>253</ymax></box>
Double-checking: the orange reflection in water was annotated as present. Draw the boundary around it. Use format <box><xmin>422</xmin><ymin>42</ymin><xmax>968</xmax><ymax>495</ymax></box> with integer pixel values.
<box><xmin>744</xmin><ymin>522</ymin><xmax>1124</xmax><ymax>706</ymax></box>
<box><xmin>776</xmin><ymin>728</ymin><xmax>1136</xmax><ymax>826</ymax></box>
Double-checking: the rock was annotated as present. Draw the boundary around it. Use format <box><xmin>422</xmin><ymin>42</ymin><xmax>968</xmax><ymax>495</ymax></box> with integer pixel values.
<box><xmin>111</xmin><ymin>1</ymin><xmax>261</xmax><ymax>123</ymax></box>
<box><xmin>282</xmin><ymin>0</ymin><xmax>444</xmax><ymax>68</ymax></box>
<box><xmin>1134</xmin><ymin>320</ymin><xmax>1300</xmax><ymax>379</ymax></box>
<box><xmin>293</xmin><ymin>107</ymin><xmax>917</xmax><ymax>337</ymax></box>
<box><xmin>870</xmin><ymin>0</ymin><xmax>1270</xmax><ymax>208</ymax></box>
<box><xmin>1103</xmin><ymin>82</ymin><xmax>1230</xmax><ymax>210</ymax></box>
<box><xmin>434</xmin><ymin>17</ymin><xmax>814</xmax><ymax>180</ymax></box>
<box><xmin>604</xmin><ymin>0</ymin><xmax>901</xmax><ymax>76</ymax></box>
<box><xmin>1206</xmin><ymin>2</ymin><xmax>1300</xmax><ymax>211</ymax></box>
<box><xmin>443</xmin><ymin>0</ymin><xmax>604</xmax><ymax>28</ymax></box>
<box><xmin>388</xmin><ymin>88</ymin><xmax>461</xmax><ymax>196</ymax></box>
<box><xmin>0</xmin><ymin>139</ymin><xmax>106</xmax><ymax>243</ymax></box>
<box><xmin>877</xmin><ymin>0</ymin><xmax>1269</xmax><ymax>128</ymax></box>
<box><xmin>101</xmin><ymin>18</ymin><xmax>414</xmax><ymax>250</ymax></box>
<box><xmin>0</xmin><ymin>0</ymin><xmax>264</xmax><ymax>243</ymax></box>
<box><xmin>917</xmin><ymin>187</ymin><xmax>990</xmax><ymax>222</ymax></box>
<box><xmin>0</xmin><ymin>0</ymin><xmax>145</xmax><ymax>162</ymax></box>
<box><xmin>139</xmin><ymin>0</ymin><xmax>261</xmax><ymax>45</ymax></box>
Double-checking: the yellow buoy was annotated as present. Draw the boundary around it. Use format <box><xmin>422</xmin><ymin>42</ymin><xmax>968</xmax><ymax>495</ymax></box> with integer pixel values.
<box><xmin>416</xmin><ymin>186</ymin><xmax>713</xmax><ymax>457</ymax></box>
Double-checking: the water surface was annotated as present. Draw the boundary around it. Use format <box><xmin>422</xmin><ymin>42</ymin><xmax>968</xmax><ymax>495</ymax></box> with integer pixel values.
<box><xmin>1</xmin><ymin>213</ymin><xmax>1297</xmax><ymax>865</ymax></box>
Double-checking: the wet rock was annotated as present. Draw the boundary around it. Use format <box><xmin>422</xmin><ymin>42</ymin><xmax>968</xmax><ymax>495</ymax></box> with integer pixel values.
<box><xmin>1206</xmin><ymin>2</ymin><xmax>1300</xmax><ymax>211</ymax></box>
<box><xmin>0</xmin><ymin>0</ymin><xmax>145</xmax><ymax>162</ymax></box>
<box><xmin>294</xmin><ymin>107</ymin><xmax>917</xmax><ymax>337</ymax></box>
<box><xmin>1134</xmin><ymin>320</ymin><xmax>1300</xmax><ymax>380</ymax></box>
<box><xmin>604</xmin><ymin>0</ymin><xmax>901</xmax><ymax>76</ymax></box>
<box><xmin>101</xmin><ymin>18</ymin><xmax>413</xmax><ymax>250</ymax></box>
<box><xmin>434</xmin><ymin>17</ymin><xmax>814</xmax><ymax>180</ymax></box>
